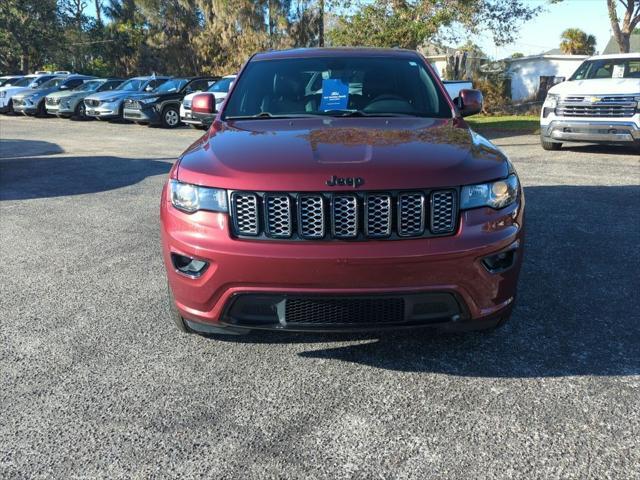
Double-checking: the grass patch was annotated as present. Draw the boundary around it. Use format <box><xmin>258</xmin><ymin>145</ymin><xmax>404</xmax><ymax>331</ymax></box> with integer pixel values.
<box><xmin>467</xmin><ymin>115</ymin><xmax>539</xmax><ymax>134</ymax></box>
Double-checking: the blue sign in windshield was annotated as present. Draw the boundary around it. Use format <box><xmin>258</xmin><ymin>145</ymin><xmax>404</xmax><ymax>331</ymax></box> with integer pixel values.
<box><xmin>319</xmin><ymin>78</ymin><xmax>349</xmax><ymax>111</ymax></box>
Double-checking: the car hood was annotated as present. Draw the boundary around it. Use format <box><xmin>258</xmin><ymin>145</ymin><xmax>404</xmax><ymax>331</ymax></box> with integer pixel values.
<box><xmin>4</xmin><ymin>86</ymin><xmax>37</xmax><ymax>98</ymax></box>
<box><xmin>549</xmin><ymin>78</ymin><xmax>640</xmax><ymax>96</ymax></box>
<box><xmin>177</xmin><ymin>117</ymin><xmax>509</xmax><ymax>191</ymax></box>
<box><xmin>15</xmin><ymin>87</ymin><xmax>57</xmax><ymax>99</ymax></box>
<box><xmin>47</xmin><ymin>89</ymin><xmax>82</xmax><ymax>100</ymax></box>
<box><xmin>85</xmin><ymin>90</ymin><xmax>144</xmax><ymax>101</ymax></box>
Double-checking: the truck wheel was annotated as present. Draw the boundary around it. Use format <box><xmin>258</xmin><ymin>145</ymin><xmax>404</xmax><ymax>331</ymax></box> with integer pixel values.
<box><xmin>35</xmin><ymin>100</ymin><xmax>47</xmax><ymax>117</ymax></box>
<box><xmin>161</xmin><ymin>106</ymin><xmax>181</xmax><ymax>128</ymax></box>
<box><xmin>541</xmin><ymin>136</ymin><xmax>561</xmax><ymax>151</ymax></box>
<box><xmin>7</xmin><ymin>99</ymin><xmax>13</xmax><ymax>114</ymax></box>
<box><xmin>167</xmin><ymin>282</ymin><xmax>190</xmax><ymax>333</ymax></box>
<box><xmin>74</xmin><ymin>102</ymin><xmax>86</xmax><ymax>120</ymax></box>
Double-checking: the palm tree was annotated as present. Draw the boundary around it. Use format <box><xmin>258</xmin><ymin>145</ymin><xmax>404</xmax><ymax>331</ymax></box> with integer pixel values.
<box><xmin>560</xmin><ymin>28</ymin><xmax>596</xmax><ymax>55</ymax></box>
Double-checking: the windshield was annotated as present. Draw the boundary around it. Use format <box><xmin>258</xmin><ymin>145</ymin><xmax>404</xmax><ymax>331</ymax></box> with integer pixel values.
<box><xmin>571</xmin><ymin>57</ymin><xmax>640</xmax><ymax>80</ymax></box>
<box><xmin>0</xmin><ymin>77</ymin><xmax>20</xmax><ymax>87</ymax></box>
<box><xmin>117</xmin><ymin>79</ymin><xmax>145</xmax><ymax>91</ymax></box>
<box><xmin>223</xmin><ymin>56</ymin><xmax>451</xmax><ymax>119</ymax></box>
<box><xmin>11</xmin><ymin>77</ymin><xmax>35</xmax><ymax>87</ymax></box>
<box><xmin>73</xmin><ymin>80</ymin><xmax>103</xmax><ymax>92</ymax></box>
<box><xmin>38</xmin><ymin>77</ymin><xmax>66</xmax><ymax>89</ymax></box>
<box><xmin>153</xmin><ymin>78</ymin><xmax>188</xmax><ymax>93</ymax></box>
<box><xmin>208</xmin><ymin>77</ymin><xmax>234</xmax><ymax>93</ymax></box>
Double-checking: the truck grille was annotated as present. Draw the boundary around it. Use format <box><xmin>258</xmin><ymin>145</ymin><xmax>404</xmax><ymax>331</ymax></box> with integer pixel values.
<box><xmin>229</xmin><ymin>189</ymin><xmax>458</xmax><ymax>241</ymax></box>
<box><xmin>285</xmin><ymin>297</ymin><xmax>405</xmax><ymax>325</ymax></box>
<box><xmin>85</xmin><ymin>99</ymin><xmax>100</xmax><ymax>107</ymax></box>
<box><xmin>124</xmin><ymin>99</ymin><xmax>141</xmax><ymax>109</ymax></box>
<box><xmin>556</xmin><ymin>95</ymin><xmax>637</xmax><ymax>118</ymax></box>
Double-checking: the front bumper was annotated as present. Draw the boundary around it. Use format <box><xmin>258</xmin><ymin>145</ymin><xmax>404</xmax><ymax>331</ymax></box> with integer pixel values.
<box><xmin>161</xmin><ymin>184</ymin><xmax>525</xmax><ymax>332</ymax></box>
<box><xmin>541</xmin><ymin>116</ymin><xmax>640</xmax><ymax>144</ymax></box>
<box><xmin>180</xmin><ymin>108</ymin><xmax>202</xmax><ymax>126</ymax></box>
<box><xmin>84</xmin><ymin>100</ymin><xmax>121</xmax><ymax>119</ymax></box>
<box><xmin>123</xmin><ymin>105</ymin><xmax>160</xmax><ymax>124</ymax></box>
<box><xmin>13</xmin><ymin>99</ymin><xmax>38</xmax><ymax>115</ymax></box>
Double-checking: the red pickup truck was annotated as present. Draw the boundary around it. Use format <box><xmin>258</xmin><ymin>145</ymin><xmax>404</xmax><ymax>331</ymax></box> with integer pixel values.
<box><xmin>161</xmin><ymin>48</ymin><xmax>525</xmax><ymax>335</ymax></box>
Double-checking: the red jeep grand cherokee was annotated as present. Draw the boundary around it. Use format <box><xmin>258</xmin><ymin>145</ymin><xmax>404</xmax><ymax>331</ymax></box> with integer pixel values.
<box><xmin>161</xmin><ymin>48</ymin><xmax>525</xmax><ymax>335</ymax></box>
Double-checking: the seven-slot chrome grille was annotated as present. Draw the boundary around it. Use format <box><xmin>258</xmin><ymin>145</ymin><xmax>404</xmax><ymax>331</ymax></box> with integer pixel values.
<box><xmin>229</xmin><ymin>190</ymin><xmax>458</xmax><ymax>241</ymax></box>
<box><xmin>124</xmin><ymin>99</ymin><xmax>141</xmax><ymax>109</ymax></box>
<box><xmin>556</xmin><ymin>95</ymin><xmax>637</xmax><ymax>118</ymax></box>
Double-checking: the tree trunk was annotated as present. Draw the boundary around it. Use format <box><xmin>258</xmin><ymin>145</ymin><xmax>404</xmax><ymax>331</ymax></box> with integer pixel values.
<box><xmin>95</xmin><ymin>0</ymin><xmax>102</xmax><ymax>24</ymax></box>
<box><xmin>318</xmin><ymin>0</ymin><xmax>324</xmax><ymax>47</ymax></box>
<box><xmin>607</xmin><ymin>0</ymin><xmax>639</xmax><ymax>53</ymax></box>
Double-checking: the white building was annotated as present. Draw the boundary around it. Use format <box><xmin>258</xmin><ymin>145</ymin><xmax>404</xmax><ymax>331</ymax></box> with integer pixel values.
<box><xmin>505</xmin><ymin>53</ymin><xmax>588</xmax><ymax>102</ymax></box>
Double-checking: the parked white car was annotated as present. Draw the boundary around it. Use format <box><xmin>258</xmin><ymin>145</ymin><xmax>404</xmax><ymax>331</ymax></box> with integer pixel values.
<box><xmin>540</xmin><ymin>53</ymin><xmax>640</xmax><ymax>151</ymax></box>
<box><xmin>0</xmin><ymin>73</ymin><xmax>57</xmax><ymax>113</ymax></box>
<box><xmin>180</xmin><ymin>75</ymin><xmax>236</xmax><ymax>128</ymax></box>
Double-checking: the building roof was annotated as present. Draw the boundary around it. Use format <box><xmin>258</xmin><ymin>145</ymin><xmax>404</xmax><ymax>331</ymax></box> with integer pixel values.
<box><xmin>504</xmin><ymin>53</ymin><xmax>588</xmax><ymax>63</ymax></box>
<box><xmin>603</xmin><ymin>34</ymin><xmax>640</xmax><ymax>55</ymax></box>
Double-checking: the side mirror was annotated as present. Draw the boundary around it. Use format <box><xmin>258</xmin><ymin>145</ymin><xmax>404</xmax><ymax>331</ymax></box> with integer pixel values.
<box><xmin>145</xmin><ymin>85</ymin><xmax>154</xmax><ymax>92</ymax></box>
<box><xmin>454</xmin><ymin>89</ymin><xmax>483</xmax><ymax>117</ymax></box>
<box><xmin>59</xmin><ymin>85</ymin><xmax>69</xmax><ymax>90</ymax></box>
<box><xmin>192</xmin><ymin>93</ymin><xmax>216</xmax><ymax>114</ymax></box>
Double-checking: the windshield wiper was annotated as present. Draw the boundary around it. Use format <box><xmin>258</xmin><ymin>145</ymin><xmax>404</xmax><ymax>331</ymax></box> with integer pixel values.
<box><xmin>321</xmin><ymin>109</ymin><xmax>411</xmax><ymax>118</ymax></box>
<box><xmin>226</xmin><ymin>112</ymin><xmax>319</xmax><ymax>120</ymax></box>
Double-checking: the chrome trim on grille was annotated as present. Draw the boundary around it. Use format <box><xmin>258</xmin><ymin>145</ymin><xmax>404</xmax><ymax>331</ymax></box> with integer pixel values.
<box><xmin>298</xmin><ymin>195</ymin><xmax>326</xmax><ymax>239</ymax></box>
<box><xmin>332</xmin><ymin>195</ymin><xmax>359</xmax><ymax>238</ymax></box>
<box><xmin>264</xmin><ymin>194</ymin><xmax>292</xmax><ymax>238</ymax></box>
<box><xmin>364</xmin><ymin>194</ymin><xmax>392</xmax><ymax>238</ymax></box>
<box><xmin>397</xmin><ymin>192</ymin><xmax>425</xmax><ymax>237</ymax></box>
<box><xmin>430</xmin><ymin>190</ymin><xmax>456</xmax><ymax>234</ymax></box>
<box><xmin>556</xmin><ymin>95</ymin><xmax>638</xmax><ymax>118</ymax></box>
<box><xmin>231</xmin><ymin>192</ymin><xmax>259</xmax><ymax>236</ymax></box>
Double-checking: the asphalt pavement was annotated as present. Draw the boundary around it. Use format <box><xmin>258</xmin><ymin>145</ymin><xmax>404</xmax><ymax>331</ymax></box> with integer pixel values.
<box><xmin>1</xmin><ymin>116</ymin><xmax>639</xmax><ymax>479</ymax></box>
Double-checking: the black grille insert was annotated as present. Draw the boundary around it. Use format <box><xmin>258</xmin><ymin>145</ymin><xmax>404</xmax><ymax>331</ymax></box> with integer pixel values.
<box><xmin>285</xmin><ymin>297</ymin><xmax>405</xmax><ymax>325</ymax></box>
<box><xmin>229</xmin><ymin>189</ymin><xmax>458</xmax><ymax>241</ymax></box>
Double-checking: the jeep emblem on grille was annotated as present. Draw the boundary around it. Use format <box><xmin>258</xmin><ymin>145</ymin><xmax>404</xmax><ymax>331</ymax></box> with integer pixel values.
<box><xmin>326</xmin><ymin>175</ymin><xmax>364</xmax><ymax>188</ymax></box>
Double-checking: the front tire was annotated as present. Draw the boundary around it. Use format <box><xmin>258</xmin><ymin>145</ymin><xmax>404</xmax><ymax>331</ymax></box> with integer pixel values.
<box><xmin>74</xmin><ymin>101</ymin><xmax>87</xmax><ymax>120</ymax></box>
<box><xmin>167</xmin><ymin>282</ymin><xmax>190</xmax><ymax>333</ymax></box>
<box><xmin>541</xmin><ymin>136</ymin><xmax>561</xmax><ymax>151</ymax></box>
<box><xmin>7</xmin><ymin>99</ymin><xmax>13</xmax><ymax>114</ymax></box>
<box><xmin>161</xmin><ymin>105</ymin><xmax>181</xmax><ymax>129</ymax></box>
<box><xmin>35</xmin><ymin>100</ymin><xmax>47</xmax><ymax>117</ymax></box>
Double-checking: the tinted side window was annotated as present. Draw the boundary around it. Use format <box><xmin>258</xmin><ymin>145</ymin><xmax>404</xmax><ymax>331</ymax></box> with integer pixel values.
<box><xmin>187</xmin><ymin>79</ymin><xmax>211</xmax><ymax>93</ymax></box>
<box><xmin>98</xmin><ymin>81</ymin><xmax>120</xmax><ymax>92</ymax></box>
<box><xmin>65</xmin><ymin>79</ymin><xmax>84</xmax><ymax>89</ymax></box>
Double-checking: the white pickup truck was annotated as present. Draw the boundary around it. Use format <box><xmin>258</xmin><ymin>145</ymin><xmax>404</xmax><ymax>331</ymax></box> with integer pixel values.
<box><xmin>540</xmin><ymin>53</ymin><xmax>640</xmax><ymax>151</ymax></box>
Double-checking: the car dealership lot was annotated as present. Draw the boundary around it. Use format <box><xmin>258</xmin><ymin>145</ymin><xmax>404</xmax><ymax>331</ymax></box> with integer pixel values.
<box><xmin>1</xmin><ymin>116</ymin><xmax>638</xmax><ymax>478</ymax></box>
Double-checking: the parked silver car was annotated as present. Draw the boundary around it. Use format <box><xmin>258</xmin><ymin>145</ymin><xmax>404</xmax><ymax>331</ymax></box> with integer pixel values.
<box><xmin>83</xmin><ymin>76</ymin><xmax>169</xmax><ymax>120</ymax></box>
<box><xmin>45</xmin><ymin>78</ymin><xmax>124</xmax><ymax>119</ymax></box>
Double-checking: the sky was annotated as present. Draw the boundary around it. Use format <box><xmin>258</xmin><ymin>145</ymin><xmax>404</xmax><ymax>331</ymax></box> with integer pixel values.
<box><xmin>474</xmin><ymin>0</ymin><xmax>620</xmax><ymax>59</ymax></box>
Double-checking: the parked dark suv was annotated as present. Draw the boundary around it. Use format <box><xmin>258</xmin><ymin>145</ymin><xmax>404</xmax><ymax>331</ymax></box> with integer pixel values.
<box><xmin>161</xmin><ymin>48</ymin><xmax>525</xmax><ymax>335</ymax></box>
<box><xmin>123</xmin><ymin>76</ymin><xmax>218</xmax><ymax>128</ymax></box>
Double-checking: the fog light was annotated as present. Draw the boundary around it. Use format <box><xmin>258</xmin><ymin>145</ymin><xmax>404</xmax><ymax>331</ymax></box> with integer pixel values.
<box><xmin>171</xmin><ymin>253</ymin><xmax>208</xmax><ymax>277</ymax></box>
<box><xmin>482</xmin><ymin>249</ymin><xmax>516</xmax><ymax>273</ymax></box>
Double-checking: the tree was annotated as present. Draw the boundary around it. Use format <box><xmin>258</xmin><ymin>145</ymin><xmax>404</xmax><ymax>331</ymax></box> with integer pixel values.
<box><xmin>0</xmin><ymin>0</ymin><xmax>61</xmax><ymax>73</ymax></box>
<box><xmin>328</xmin><ymin>0</ymin><xmax>542</xmax><ymax>50</ymax></box>
<box><xmin>607</xmin><ymin>0</ymin><xmax>640</xmax><ymax>53</ymax></box>
<box><xmin>559</xmin><ymin>28</ymin><xmax>596</xmax><ymax>55</ymax></box>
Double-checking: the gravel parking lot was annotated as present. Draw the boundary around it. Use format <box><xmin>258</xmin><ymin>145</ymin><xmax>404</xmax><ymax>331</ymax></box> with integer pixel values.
<box><xmin>1</xmin><ymin>115</ymin><xmax>639</xmax><ymax>479</ymax></box>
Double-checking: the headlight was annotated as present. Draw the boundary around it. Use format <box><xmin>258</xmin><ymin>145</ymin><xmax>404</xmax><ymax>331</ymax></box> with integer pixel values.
<box><xmin>169</xmin><ymin>180</ymin><xmax>227</xmax><ymax>213</ymax></box>
<box><xmin>460</xmin><ymin>174</ymin><xmax>519</xmax><ymax>210</ymax></box>
<box><xmin>543</xmin><ymin>94</ymin><xmax>559</xmax><ymax>109</ymax></box>
<box><xmin>140</xmin><ymin>96</ymin><xmax>159</xmax><ymax>104</ymax></box>
<box><xmin>215</xmin><ymin>97</ymin><xmax>224</xmax><ymax>104</ymax></box>
<box><xmin>101</xmin><ymin>97</ymin><xmax>117</xmax><ymax>103</ymax></box>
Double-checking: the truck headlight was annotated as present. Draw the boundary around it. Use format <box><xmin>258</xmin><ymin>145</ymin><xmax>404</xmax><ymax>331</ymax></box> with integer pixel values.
<box><xmin>169</xmin><ymin>180</ymin><xmax>228</xmax><ymax>213</ymax></box>
<box><xmin>461</xmin><ymin>174</ymin><xmax>519</xmax><ymax>210</ymax></box>
<box><xmin>543</xmin><ymin>94</ymin><xmax>559</xmax><ymax>109</ymax></box>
